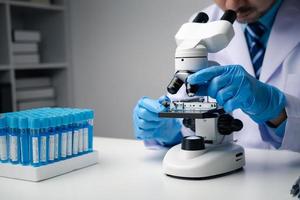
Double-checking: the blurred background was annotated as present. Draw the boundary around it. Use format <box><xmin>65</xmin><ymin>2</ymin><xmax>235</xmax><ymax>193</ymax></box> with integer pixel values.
<box><xmin>0</xmin><ymin>0</ymin><xmax>213</xmax><ymax>139</ymax></box>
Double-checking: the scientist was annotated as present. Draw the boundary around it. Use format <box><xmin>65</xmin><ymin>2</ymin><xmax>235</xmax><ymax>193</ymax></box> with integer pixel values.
<box><xmin>133</xmin><ymin>0</ymin><xmax>300</xmax><ymax>152</ymax></box>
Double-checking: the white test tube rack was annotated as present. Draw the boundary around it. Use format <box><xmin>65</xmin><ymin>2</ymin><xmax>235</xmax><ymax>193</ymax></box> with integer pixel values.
<box><xmin>0</xmin><ymin>151</ymin><xmax>99</xmax><ymax>182</ymax></box>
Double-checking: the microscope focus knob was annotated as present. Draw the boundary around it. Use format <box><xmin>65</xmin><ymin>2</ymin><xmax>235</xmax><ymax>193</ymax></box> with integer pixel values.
<box><xmin>181</xmin><ymin>136</ymin><xmax>205</xmax><ymax>151</ymax></box>
<box><xmin>217</xmin><ymin>114</ymin><xmax>243</xmax><ymax>135</ymax></box>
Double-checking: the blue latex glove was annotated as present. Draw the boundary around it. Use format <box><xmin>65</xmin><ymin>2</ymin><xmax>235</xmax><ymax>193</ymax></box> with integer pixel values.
<box><xmin>187</xmin><ymin>65</ymin><xmax>286</xmax><ymax>123</ymax></box>
<box><xmin>133</xmin><ymin>95</ymin><xmax>182</xmax><ymax>145</ymax></box>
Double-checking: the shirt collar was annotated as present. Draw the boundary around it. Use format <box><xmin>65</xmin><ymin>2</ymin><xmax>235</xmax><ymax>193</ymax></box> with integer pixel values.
<box><xmin>258</xmin><ymin>0</ymin><xmax>283</xmax><ymax>30</ymax></box>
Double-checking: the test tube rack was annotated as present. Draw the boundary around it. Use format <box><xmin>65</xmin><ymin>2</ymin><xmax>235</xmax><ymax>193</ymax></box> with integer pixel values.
<box><xmin>0</xmin><ymin>151</ymin><xmax>99</xmax><ymax>182</ymax></box>
<box><xmin>0</xmin><ymin>107</ymin><xmax>98</xmax><ymax>182</ymax></box>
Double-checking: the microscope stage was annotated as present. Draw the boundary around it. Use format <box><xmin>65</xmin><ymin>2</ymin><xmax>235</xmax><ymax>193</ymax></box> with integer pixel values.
<box><xmin>159</xmin><ymin>110</ymin><xmax>217</xmax><ymax>119</ymax></box>
<box><xmin>159</xmin><ymin>108</ymin><xmax>226</xmax><ymax>119</ymax></box>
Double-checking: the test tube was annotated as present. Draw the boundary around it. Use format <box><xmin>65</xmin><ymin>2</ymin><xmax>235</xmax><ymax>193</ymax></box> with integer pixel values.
<box><xmin>60</xmin><ymin>113</ymin><xmax>69</xmax><ymax>159</ymax></box>
<box><xmin>82</xmin><ymin>110</ymin><xmax>89</xmax><ymax>153</ymax></box>
<box><xmin>29</xmin><ymin>117</ymin><xmax>40</xmax><ymax>167</ymax></box>
<box><xmin>19</xmin><ymin>115</ymin><xmax>30</xmax><ymax>165</ymax></box>
<box><xmin>54</xmin><ymin>114</ymin><xmax>62</xmax><ymax>161</ymax></box>
<box><xmin>48</xmin><ymin>115</ymin><xmax>56</xmax><ymax>163</ymax></box>
<box><xmin>87</xmin><ymin>110</ymin><xmax>94</xmax><ymax>152</ymax></box>
<box><xmin>0</xmin><ymin>115</ymin><xmax>8</xmax><ymax>163</ymax></box>
<box><xmin>77</xmin><ymin>111</ymin><xmax>84</xmax><ymax>154</ymax></box>
<box><xmin>7</xmin><ymin>115</ymin><xmax>20</xmax><ymax>164</ymax></box>
<box><xmin>66</xmin><ymin>112</ymin><xmax>73</xmax><ymax>158</ymax></box>
<box><xmin>72</xmin><ymin>111</ymin><xmax>80</xmax><ymax>156</ymax></box>
<box><xmin>39</xmin><ymin>117</ymin><xmax>49</xmax><ymax>165</ymax></box>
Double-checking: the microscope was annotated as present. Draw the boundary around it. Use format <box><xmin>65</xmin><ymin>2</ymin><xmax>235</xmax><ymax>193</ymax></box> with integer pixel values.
<box><xmin>159</xmin><ymin>10</ymin><xmax>245</xmax><ymax>178</ymax></box>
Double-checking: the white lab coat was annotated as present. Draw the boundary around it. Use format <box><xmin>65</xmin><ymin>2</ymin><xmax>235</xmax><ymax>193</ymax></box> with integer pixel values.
<box><xmin>179</xmin><ymin>0</ymin><xmax>300</xmax><ymax>152</ymax></box>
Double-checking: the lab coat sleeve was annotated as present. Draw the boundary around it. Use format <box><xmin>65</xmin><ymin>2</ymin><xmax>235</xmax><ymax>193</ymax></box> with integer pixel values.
<box><xmin>261</xmin><ymin>120</ymin><xmax>286</xmax><ymax>149</ymax></box>
<box><xmin>279</xmin><ymin>93</ymin><xmax>300</xmax><ymax>152</ymax></box>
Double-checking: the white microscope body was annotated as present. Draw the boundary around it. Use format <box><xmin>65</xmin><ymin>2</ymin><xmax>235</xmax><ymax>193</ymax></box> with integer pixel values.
<box><xmin>159</xmin><ymin>10</ymin><xmax>245</xmax><ymax>179</ymax></box>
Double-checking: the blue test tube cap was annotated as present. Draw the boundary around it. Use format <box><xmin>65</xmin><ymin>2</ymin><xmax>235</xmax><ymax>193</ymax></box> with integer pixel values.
<box><xmin>49</xmin><ymin>115</ymin><xmax>57</xmax><ymax>128</ymax></box>
<box><xmin>7</xmin><ymin>115</ymin><xmax>18</xmax><ymax>128</ymax></box>
<box><xmin>86</xmin><ymin>109</ymin><xmax>94</xmax><ymax>119</ymax></box>
<box><xmin>28</xmin><ymin>117</ymin><xmax>40</xmax><ymax>129</ymax></box>
<box><xmin>73</xmin><ymin>111</ymin><xmax>82</xmax><ymax>123</ymax></box>
<box><xmin>79</xmin><ymin>111</ymin><xmax>85</xmax><ymax>121</ymax></box>
<box><xmin>56</xmin><ymin>114</ymin><xmax>62</xmax><ymax>126</ymax></box>
<box><xmin>40</xmin><ymin>117</ymin><xmax>49</xmax><ymax>129</ymax></box>
<box><xmin>18</xmin><ymin>116</ymin><xmax>28</xmax><ymax>129</ymax></box>
<box><xmin>67</xmin><ymin>112</ymin><xmax>74</xmax><ymax>124</ymax></box>
<box><xmin>0</xmin><ymin>115</ymin><xmax>7</xmax><ymax>128</ymax></box>
<box><xmin>62</xmin><ymin>114</ymin><xmax>70</xmax><ymax>125</ymax></box>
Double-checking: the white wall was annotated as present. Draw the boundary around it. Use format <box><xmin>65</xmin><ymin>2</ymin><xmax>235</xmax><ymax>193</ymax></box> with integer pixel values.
<box><xmin>70</xmin><ymin>0</ymin><xmax>213</xmax><ymax>139</ymax></box>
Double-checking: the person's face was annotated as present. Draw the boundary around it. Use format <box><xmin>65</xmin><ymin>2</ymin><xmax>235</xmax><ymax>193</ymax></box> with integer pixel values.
<box><xmin>214</xmin><ymin>0</ymin><xmax>276</xmax><ymax>23</ymax></box>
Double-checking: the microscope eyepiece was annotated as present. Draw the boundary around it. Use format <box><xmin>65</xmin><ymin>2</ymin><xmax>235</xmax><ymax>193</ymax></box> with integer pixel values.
<box><xmin>192</xmin><ymin>12</ymin><xmax>209</xmax><ymax>23</ymax></box>
<box><xmin>220</xmin><ymin>10</ymin><xmax>237</xmax><ymax>24</ymax></box>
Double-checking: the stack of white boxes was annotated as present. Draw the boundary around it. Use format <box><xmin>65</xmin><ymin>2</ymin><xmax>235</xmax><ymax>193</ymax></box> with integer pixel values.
<box><xmin>12</xmin><ymin>30</ymin><xmax>41</xmax><ymax>65</ymax></box>
<box><xmin>12</xmin><ymin>30</ymin><xmax>57</xmax><ymax>110</ymax></box>
<box><xmin>16</xmin><ymin>77</ymin><xmax>56</xmax><ymax>110</ymax></box>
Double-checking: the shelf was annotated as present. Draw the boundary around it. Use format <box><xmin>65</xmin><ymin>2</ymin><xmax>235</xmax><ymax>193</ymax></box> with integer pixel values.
<box><xmin>13</xmin><ymin>62</ymin><xmax>68</xmax><ymax>70</ymax></box>
<box><xmin>0</xmin><ymin>0</ymin><xmax>71</xmax><ymax>112</ymax></box>
<box><xmin>0</xmin><ymin>65</ymin><xmax>10</xmax><ymax>70</ymax></box>
<box><xmin>9</xmin><ymin>1</ymin><xmax>65</xmax><ymax>11</ymax></box>
<box><xmin>11</xmin><ymin>7</ymin><xmax>67</xmax><ymax>63</ymax></box>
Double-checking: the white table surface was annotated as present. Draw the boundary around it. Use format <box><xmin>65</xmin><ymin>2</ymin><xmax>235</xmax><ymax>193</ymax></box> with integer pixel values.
<box><xmin>0</xmin><ymin>137</ymin><xmax>299</xmax><ymax>200</ymax></box>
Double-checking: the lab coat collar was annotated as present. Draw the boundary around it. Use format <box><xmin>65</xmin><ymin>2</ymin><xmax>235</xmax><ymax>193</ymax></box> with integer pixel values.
<box><xmin>226</xmin><ymin>22</ymin><xmax>254</xmax><ymax>76</ymax></box>
<box><xmin>260</xmin><ymin>0</ymin><xmax>300</xmax><ymax>82</ymax></box>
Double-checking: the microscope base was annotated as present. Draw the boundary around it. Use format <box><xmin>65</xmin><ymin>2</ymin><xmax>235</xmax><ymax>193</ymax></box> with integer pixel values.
<box><xmin>163</xmin><ymin>143</ymin><xmax>245</xmax><ymax>178</ymax></box>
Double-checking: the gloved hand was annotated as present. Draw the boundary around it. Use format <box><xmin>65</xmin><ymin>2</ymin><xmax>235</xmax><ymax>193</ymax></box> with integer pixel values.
<box><xmin>133</xmin><ymin>95</ymin><xmax>182</xmax><ymax>145</ymax></box>
<box><xmin>187</xmin><ymin>65</ymin><xmax>286</xmax><ymax>123</ymax></box>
